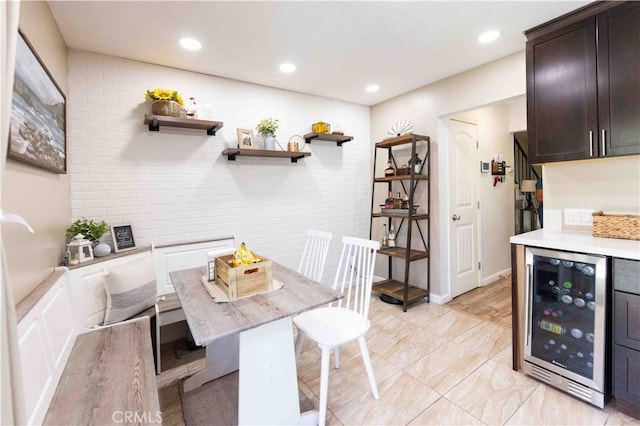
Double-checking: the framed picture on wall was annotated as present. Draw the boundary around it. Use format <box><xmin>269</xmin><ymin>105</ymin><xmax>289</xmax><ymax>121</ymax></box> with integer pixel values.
<box><xmin>110</xmin><ymin>225</ymin><xmax>136</xmax><ymax>253</ymax></box>
<box><xmin>8</xmin><ymin>29</ymin><xmax>67</xmax><ymax>174</ymax></box>
<box><xmin>237</xmin><ymin>128</ymin><xmax>256</xmax><ymax>149</ymax></box>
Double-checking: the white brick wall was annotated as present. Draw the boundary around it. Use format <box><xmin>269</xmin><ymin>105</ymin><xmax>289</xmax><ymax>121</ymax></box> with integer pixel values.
<box><xmin>67</xmin><ymin>50</ymin><xmax>372</xmax><ymax>283</ymax></box>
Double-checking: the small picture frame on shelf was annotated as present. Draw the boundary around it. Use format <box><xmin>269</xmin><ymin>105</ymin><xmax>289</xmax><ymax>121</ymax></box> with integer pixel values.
<box><xmin>110</xmin><ymin>224</ymin><xmax>136</xmax><ymax>253</ymax></box>
<box><xmin>237</xmin><ymin>128</ymin><xmax>255</xmax><ymax>149</ymax></box>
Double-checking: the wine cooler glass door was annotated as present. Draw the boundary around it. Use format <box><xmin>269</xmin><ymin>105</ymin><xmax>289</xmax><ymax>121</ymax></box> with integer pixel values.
<box><xmin>524</xmin><ymin>247</ymin><xmax>607</xmax><ymax>392</ymax></box>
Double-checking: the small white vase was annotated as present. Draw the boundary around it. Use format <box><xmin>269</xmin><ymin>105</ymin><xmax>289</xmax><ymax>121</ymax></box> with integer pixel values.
<box><xmin>93</xmin><ymin>242</ymin><xmax>112</xmax><ymax>257</ymax></box>
<box><xmin>264</xmin><ymin>134</ymin><xmax>276</xmax><ymax>150</ymax></box>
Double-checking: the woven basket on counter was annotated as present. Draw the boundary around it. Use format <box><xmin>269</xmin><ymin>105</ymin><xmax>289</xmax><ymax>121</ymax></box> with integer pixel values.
<box><xmin>151</xmin><ymin>100</ymin><xmax>183</xmax><ymax>117</ymax></box>
<box><xmin>592</xmin><ymin>211</ymin><xmax>640</xmax><ymax>241</ymax></box>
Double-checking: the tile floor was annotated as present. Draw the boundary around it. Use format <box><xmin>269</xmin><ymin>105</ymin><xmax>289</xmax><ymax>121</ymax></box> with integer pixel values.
<box><xmin>157</xmin><ymin>295</ymin><xmax>639</xmax><ymax>425</ymax></box>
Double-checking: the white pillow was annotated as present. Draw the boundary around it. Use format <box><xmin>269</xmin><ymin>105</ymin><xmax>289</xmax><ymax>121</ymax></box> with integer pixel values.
<box><xmin>103</xmin><ymin>254</ymin><xmax>157</xmax><ymax>325</ymax></box>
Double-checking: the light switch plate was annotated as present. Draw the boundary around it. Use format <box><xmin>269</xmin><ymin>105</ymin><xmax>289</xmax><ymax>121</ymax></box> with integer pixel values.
<box><xmin>564</xmin><ymin>209</ymin><xmax>595</xmax><ymax>226</ymax></box>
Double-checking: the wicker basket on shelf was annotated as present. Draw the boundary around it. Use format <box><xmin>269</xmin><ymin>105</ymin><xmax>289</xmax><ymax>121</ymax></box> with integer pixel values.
<box><xmin>151</xmin><ymin>100</ymin><xmax>183</xmax><ymax>117</ymax></box>
<box><xmin>592</xmin><ymin>211</ymin><xmax>640</xmax><ymax>241</ymax></box>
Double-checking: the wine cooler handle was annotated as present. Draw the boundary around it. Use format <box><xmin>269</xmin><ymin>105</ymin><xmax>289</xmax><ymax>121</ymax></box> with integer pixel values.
<box><xmin>525</xmin><ymin>264</ymin><xmax>533</xmax><ymax>347</ymax></box>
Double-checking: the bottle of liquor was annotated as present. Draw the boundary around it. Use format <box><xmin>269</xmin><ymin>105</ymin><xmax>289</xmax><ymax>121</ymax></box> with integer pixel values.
<box><xmin>388</xmin><ymin>223</ymin><xmax>396</xmax><ymax>247</ymax></box>
<box><xmin>384</xmin><ymin>160</ymin><xmax>395</xmax><ymax>177</ymax></box>
<box><xmin>402</xmin><ymin>192</ymin><xmax>410</xmax><ymax>209</ymax></box>
<box><xmin>385</xmin><ymin>191</ymin><xmax>394</xmax><ymax>209</ymax></box>
<box><xmin>382</xmin><ymin>224</ymin><xmax>388</xmax><ymax>247</ymax></box>
<box><xmin>393</xmin><ymin>191</ymin><xmax>402</xmax><ymax>209</ymax></box>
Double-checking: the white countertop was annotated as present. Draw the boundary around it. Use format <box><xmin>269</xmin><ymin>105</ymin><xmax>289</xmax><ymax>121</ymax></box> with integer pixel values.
<box><xmin>510</xmin><ymin>229</ymin><xmax>640</xmax><ymax>260</ymax></box>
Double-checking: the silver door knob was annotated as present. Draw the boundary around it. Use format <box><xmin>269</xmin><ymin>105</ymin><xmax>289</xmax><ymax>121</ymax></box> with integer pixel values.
<box><xmin>452</xmin><ymin>214</ymin><xmax>461</xmax><ymax>221</ymax></box>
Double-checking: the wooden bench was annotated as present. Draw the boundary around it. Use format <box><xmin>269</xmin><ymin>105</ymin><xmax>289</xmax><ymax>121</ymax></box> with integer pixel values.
<box><xmin>43</xmin><ymin>317</ymin><xmax>160</xmax><ymax>425</ymax></box>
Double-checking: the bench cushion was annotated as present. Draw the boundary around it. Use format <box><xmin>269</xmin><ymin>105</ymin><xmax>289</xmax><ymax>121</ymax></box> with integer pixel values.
<box><xmin>103</xmin><ymin>254</ymin><xmax>157</xmax><ymax>325</ymax></box>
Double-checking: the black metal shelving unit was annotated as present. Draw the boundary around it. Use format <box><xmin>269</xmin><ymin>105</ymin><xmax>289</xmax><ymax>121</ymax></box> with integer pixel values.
<box><xmin>369</xmin><ymin>133</ymin><xmax>430</xmax><ymax>311</ymax></box>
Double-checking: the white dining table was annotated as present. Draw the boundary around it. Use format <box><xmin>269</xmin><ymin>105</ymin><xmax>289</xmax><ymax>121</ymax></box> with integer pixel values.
<box><xmin>170</xmin><ymin>262</ymin><xmax>341</xmax><ymax>425</ymax></box>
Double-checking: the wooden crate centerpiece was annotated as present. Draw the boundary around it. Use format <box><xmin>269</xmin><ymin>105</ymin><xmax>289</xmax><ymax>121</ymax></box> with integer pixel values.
<box><xmin>215</xmin><ymin>254</ymin><xmax>272</xmax><ymax>300</ymax></box>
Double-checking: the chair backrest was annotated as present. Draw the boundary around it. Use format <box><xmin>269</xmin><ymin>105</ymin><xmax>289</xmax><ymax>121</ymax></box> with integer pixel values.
<box><xmin>297</xmin><ymin>230</ymin><xmax>333</xmax><ymax>282</ymax></box>
<box><xmin>332</xmin><ymin>236</ymin><xmax>380</xmax><ymax>319</ymax></box>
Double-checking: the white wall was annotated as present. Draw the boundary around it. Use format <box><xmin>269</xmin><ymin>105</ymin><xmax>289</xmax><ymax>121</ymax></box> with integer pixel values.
<box><xmin>454</xmin><ymin>104</ymin><xmax>515</xmax><ymax>284</ymax></box>
<box><xmin>3</xmin><ymin>1</ymin><xmax>70</xmax><ymax>304</ymax></box>
<box><xmin>67</xmin><ymin>50</ymin><xmax>371</xmax><ymax>283</ymax></box>
<box><xmin>371</xmin><ymin>51</ymin><xmax>526</xmax><ymax>300</ymax></box>
<box><xmin>544</xmin><ymin>155</ymin><xmax>640</xmax><ymax>215</ymax></box>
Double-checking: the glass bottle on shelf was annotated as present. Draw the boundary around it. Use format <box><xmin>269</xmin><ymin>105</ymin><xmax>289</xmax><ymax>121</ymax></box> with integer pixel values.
<box><xmin>393</xmin><ymin>191</ymin><xmax>402</xmax><ymax>209</ymax></box>
<box><xmin>382</xmin><ymin>224</ymin><xmax>388</xmax><ymax>247</ymax></box>
<box><xmin>388</xmin><ymin>223</ymin><xmax>396</xmax><ymax>247</ymax></box>
<box><xmin>384</xmin><ymin>160</ymin><xmax>395</xmax><ymax>177</ymax></box>
<box><xmin>385</xmin><ymin>191</ymin><xmax>394</xmax><ymax>209</ymax></box>
<box><xmin>402</xmin><ymin>192</ymin><xmax>410</xmax><ymax>209</ymax></box>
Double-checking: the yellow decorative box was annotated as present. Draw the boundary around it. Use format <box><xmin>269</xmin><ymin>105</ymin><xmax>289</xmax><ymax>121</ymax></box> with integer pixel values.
<box><xmin>215</xmin><ymin>254</ymin><xmax>272</xmax><ymax>300</ymax></box>
<box><xmin>312</xmin><ymin>121</ymin><xmax>330</xmax><ymax>134</ymax></box>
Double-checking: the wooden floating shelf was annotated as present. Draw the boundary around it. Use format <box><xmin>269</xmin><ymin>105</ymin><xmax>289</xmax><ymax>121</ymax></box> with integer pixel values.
<box><xmin>373</xmin><ymin>279</ymin><xmax>428</xmax><ymax>304</ymax></box>
<box><xmin>221</xmin><ymin>148</ymin><xmax>312</xmax><ymax>163</ymax></box>
<box><xmin>374</xmin><ymin>174</ymin><xmax>429</xmax><ymax>182</ymax></box>
<box><xmin>378</xmin><ymin>247</ymin><xmax>429</xmax><ymax>261</ymax></box>
<box><xmin>372</xmin><ymin>212</ymin><xmax>429</xmax><ymax>220</ymax></box>
<box><xmin>376</xmin><ymin>133</ymin><xmax>429</xmax><ymax>148</ymax></box>
<box><xmin>303</xmin><ymin>132</ymin><xmax>353</xmax><ymax>146</ymax></box>
<box><xmin>144</xmin><ymin>114</ymin><xmax>224</xmax><ymax>135</ymax></box>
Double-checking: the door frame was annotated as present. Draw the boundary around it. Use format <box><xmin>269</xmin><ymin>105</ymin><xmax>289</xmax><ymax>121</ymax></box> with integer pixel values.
<box><xmin>437</xmin><ymin>116</ymin><xmax>482</xmax><ymax>303</ymax></box>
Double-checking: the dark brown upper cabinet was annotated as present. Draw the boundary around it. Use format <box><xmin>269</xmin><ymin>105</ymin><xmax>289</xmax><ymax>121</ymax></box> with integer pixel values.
<box><xmin>525</xmin><ymin>1</ymin><xmax>640</xmax><ymax>164</ymax></box>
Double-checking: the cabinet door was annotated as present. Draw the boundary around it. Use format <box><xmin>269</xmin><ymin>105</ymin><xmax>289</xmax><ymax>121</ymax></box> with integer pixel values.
<box><xmin>597</xmin><ymin>2</ymin><xmax>640</xmax><ymax>157</ymax></box>
<box><xmin>614</xmin><ymin>344</ymin><xmax>640</xmax><ymax>408</ymax></box>
<box><xmin>614</xmin><ymin>291</ymin><xmax>640</xmax><ymax>351</ymax></box>
<box><xmin>526</xmin><ymin>18</ymin><xmax>598</xmax><ymax>164</ymax></box>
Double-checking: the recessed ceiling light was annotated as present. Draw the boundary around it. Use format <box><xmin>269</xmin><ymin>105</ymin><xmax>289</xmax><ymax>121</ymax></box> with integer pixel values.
<box><xmin>179</xmin><ymin>38</ymin><xmax>202</xmax><ymax>50</ymax></box>
<box><xmin>279</xmin><ymin>63</ymin><xmax>296</xmax><ymax>73</ymax></box>
<box><xmin>478</xmin><ymin>30</ymin><xmax>500</xmax><ymax>44</ymax></box>
<box><xmin>366</xmin><ymin>84</ymin><xmax>380</xmax><ymax>93</ymax></box>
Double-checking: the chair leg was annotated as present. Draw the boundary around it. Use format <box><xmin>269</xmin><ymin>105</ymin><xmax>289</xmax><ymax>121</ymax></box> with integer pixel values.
<box><xmin>318</xmin><ymin>346</ymin><xmax>331</xmax><ymax>426</ymax></box>
<box><xmin>358</xmin><ymin>336</ymin><xmax>379</xmax><ymax>399</ymax></box>
<box><xmin>294</xmin><ymin>329</ymin><xmax>306</xmax><ymax>361</ymax></box>
<box><xmin>333</xmin><ymin>346</ymin><xmax>340</xmax><ymax>369</ymax></box>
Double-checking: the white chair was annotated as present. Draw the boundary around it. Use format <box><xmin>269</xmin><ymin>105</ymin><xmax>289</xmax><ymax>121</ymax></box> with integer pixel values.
<box><xmin>293</xmin><ymin>236</ymin><xmax>380</xmax><ymax>425</ymax></box>
<box><xmin>297</xmin><ymin>230</ymin><xmax>332</xmax><ymax>282</ymax></box>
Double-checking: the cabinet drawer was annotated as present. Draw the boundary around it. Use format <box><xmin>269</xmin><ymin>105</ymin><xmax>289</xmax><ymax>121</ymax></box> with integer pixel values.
<box><xmin>614</xmin><ymin>344</ymin><xmax>640</xmax><ymax>406</ymax></box>
<box><xmin>614</xmin><ymin>258</ymin><xmax>640</xmax><ymax>294</ymax></box>
<box><xmin>615</xmin><ymin>291</ymin><xmax>640</xmax><ymax>350</ymax></box>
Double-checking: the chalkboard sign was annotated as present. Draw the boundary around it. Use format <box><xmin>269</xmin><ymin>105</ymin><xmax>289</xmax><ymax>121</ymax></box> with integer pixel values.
<box><xmin>110</xmin><ymin>225</ymin><xmax>136</xmax><ymax>253</ymax></box>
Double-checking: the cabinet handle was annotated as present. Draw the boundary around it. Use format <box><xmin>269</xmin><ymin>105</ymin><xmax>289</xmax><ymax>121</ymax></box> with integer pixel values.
<box><xmin>601</xmin><ymin>129</ymin><xmax>606</xmax><ymax>156</ymax></box>
<box><xmin>589</xmin><ymin>131</ymin><xmax>594</xmax><ymax>157</ymax></box>
<box><xmin>525</xmin><ymin>264</ymin><xmax>533</xmax><ymax>347</ymax></box>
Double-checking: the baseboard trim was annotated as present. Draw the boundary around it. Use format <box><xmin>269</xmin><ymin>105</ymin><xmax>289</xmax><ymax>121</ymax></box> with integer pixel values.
<box><xmin>481</xmin><ymin>268</ymin><xmax>511</xmax><ymax>286</ymax></box>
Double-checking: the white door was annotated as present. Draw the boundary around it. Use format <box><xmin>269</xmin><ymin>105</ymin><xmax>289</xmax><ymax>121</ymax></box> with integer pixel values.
<box><xmin>448</xmin><ymin>119</ymin><xmax>480</xmax><ymax>298</ymax></box>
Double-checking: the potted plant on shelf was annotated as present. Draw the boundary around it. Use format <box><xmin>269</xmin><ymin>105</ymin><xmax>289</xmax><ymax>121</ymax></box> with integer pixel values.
<box><xmin>145</xmin><ymin>88</ymin><xmax>185</xmax><ymax>117</ymax></box>
<box><xmin>66</xmin><ymin>218</ymin><xmax>111</xmax><ymax>257</ymax></box>
<box><xmin>256</xmin><ymin>118</ymin><xmax>279</xmax><ymax>150</ymax></box>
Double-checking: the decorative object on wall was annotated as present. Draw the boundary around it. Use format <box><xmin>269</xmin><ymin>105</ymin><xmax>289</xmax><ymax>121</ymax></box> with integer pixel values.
<box><xmin>256</xmin><ymin>117</ymin><xmax>279</xmax><ymax>150</ymax></box>
<box><xmin>9</xmin><ymin>30</ymin><xmax>67</xmax><ymax>174</ymax></box>
<box><xmin>311</xmin><ymin>121</ymin><xmax>330</xmax><ymax>134</ymax></box>
<box><xmin>237</xmin><ymin>128</ymin><xmax>256</xmax><ymax>149</ymax></box>
<box><xmin>110</xmin><ymin>224</ymin><xmax>136</xmax><ymax>253</ymax></box>
<box><xmin>145</xmin><ymin>88</ymin><xmax>184</xmax><ymax>117</ymax></box>
<box><xmin>387</xmin><ymin>120</ymin><xmax>414</xmax><ymax>137</ymax></box>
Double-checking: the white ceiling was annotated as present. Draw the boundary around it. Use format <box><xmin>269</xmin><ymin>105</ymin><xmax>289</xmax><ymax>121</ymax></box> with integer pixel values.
<box><xmin>49</xmin><ymin>1</ymin><xmax>589</xmax><ymax>106</ymax></box>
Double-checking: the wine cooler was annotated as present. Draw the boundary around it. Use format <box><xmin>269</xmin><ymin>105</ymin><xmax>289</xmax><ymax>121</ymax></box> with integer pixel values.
<box><xmin>524</xmin><ymin>247</ymin><xmax>608</xmax><ymax>408</ymax></box>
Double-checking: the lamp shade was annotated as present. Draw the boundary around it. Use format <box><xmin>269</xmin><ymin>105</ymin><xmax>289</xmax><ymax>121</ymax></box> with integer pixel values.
<box><xmin>521</xmin><ymin>180</ymin><xmax>537</xmax><ymax>193</ymax></box>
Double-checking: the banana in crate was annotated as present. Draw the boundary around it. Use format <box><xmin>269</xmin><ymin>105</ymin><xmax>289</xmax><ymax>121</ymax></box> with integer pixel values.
<box><xmin>231</xmin><ymin>242</ymin><xmax>263</xmax><ymax>266</ymax></box>
<box><xmin>216</xmin><ymin>242</ymin><xmax>272</xmax><ymax>300</ymax></box>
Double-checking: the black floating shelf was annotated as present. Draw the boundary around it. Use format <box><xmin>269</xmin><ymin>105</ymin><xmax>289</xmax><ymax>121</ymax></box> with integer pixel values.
<box><xmin>303</xmin><ymin>132</ymin><xmax>353</xmax><ymax>146</ymax></box>
<box><xmin>144</xmin><ymin>114</ymin><xmax>224</xmax><ymax>136</ymax></box>
<box><xmin>221</xmin><ymin>148</ymin><xmax>312</xmax><ymax>163</ymax></box>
